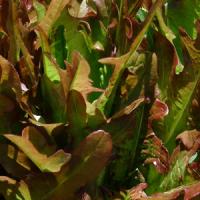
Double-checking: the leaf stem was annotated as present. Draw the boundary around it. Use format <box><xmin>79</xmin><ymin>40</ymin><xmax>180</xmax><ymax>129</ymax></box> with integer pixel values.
<box><xmin>125</xmin><ymin>0</ymin><xmax>164</xmax><ymax>66</ymax></box>
<box><xmin>156</xmin><ymin>6</ymin><xmax>175</xmax><ymax>43</ymax></box>
<box><xmin>115</xmin><ymin>0</ymin><xmax>124</xmax><ymax>55</ymax></box>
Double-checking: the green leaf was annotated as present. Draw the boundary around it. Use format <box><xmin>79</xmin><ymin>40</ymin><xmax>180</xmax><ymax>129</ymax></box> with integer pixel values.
<box><xmin>33</xmin><ymin>0</ymin><xmax>46</xmax><ymax>22</ymax></box>
<box><xmin>96</xmin><ymin>54</ymin><xmax>129</xmax><ymax>116</ymax></box>
<box><xmin>17</xmin><ymin>181</ymin><xmax>32</xmax><ymax>200</ymax></box>
<box><xmin>167</xmin><ymin>0</ymin><xmax>200</xmax><ymax>61</ymax></box>
<box><xmin>37</xmin><ymin>1</ymin><xmax>69</xmax><ymax>83</ymax></box>
<box><xmin>54</xmin><ymin>9</ymin><xmax>109</xmax><ymax>93</ymax></box>
<box><xmin>38</xmin><ymin>30</ymin><xmax>60</xmax><ymax>82</ymax></box>
<box><xmin>56</xmin><ymin>11</ymin><xmax>90</xmax><ymax>60</ymax></box>
<box><xmin>167</xmin><ymin>0</ymin><xmax>200</xmax><ymax>39</ymax></box>
<box><xmin>38</xmin><ymin>41</ymin><xmax>67</xmax><ymax>121</ymax></box>
<box><xmin>41</xmin><ymin>74</ymin><xmax>67</xmax><ymax>122</ymax></box>
<box><xmin>50</xmin><ymin>25</ymin><xmax>67</xmax><ymax>69</ymax></box>
<box><xmin>160</xmin><ymin>150</ymin><xmax>189</xmax><ymax>190</ymax></box>
<box><xmin>163</xmin><ymin>23</ymin><xmax>200</xmax><ymax>151</ymax></box>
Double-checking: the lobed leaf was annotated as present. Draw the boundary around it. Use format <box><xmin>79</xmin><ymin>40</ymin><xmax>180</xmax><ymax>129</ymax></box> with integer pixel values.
<box><xmin>159</xmin><ymin>21</ymin><xmax>200</xmax><ymax>151</ymax></box>
<box><xmin>160</xmin><ymin>149</ymin><xmax>189</xmax><ymax>190</ymax></box>
<box><xmin>139</xmin><ymin>181</ymin><xmax>200</xmax><ymax>200</ymax></box>
<box><xmin>0</xmin><ymin>176</ymin><xmax>31</xmax><ymax>200</ymax></box>
<box><xmin>143</xmin><ymin>131</ymin><xmax>169</xmax><ymax>174</ymax></box>
<box><xmin>23</xmin><ymin>130</ymin><xmax>112</xmax><ymax>200</ymax></box>
<box><xmin>0</xmin><ymin>143</ymin><xmax>36</xmax><ymax>178</ymax></box>
<box><xmin>69</xmin><ymin>52</ymin><xmax>103</xmax><ymax>104</ymax></box>
<box><xmin>4</xmin><ymin>130</ymin><xmax>71</xmax><ymax>172</ymax></box>
<box><xmin>176</xmin><ymin>129</ymin><xmax>200</xmax><ymax>150</ymax></box>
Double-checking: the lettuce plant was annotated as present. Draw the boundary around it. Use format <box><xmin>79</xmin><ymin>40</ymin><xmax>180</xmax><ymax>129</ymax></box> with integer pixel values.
<box><xmin>0</xmin><ymin>0</ymin><xmax>200</xmax><ymax>199</ymax></box>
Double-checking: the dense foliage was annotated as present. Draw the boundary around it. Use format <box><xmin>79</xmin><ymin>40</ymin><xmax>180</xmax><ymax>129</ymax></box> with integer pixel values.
<box><xmin>0</xmin><ymin>0</ymin><xmax>200</xmax><ymax>199</ymax></box>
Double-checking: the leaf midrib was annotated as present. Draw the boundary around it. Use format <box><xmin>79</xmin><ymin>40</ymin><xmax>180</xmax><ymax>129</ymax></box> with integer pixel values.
<box><xmin>166</xmin><ymin>73</ymin><xmax>200</xmax><ymax>146</ymax></box>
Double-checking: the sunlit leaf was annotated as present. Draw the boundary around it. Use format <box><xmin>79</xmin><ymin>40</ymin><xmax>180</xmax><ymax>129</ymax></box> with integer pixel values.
<box><xmin>38</xmin><ymin>0</ymin><xmax>70</xmax><ymax>35</ymax></box>
<box><xmin>0</xmin><ymin>143</ymin><xmax>36</xmax><ymax>178</ymax></box>
<box><xmin>5</xmin><ymin>131</ymin><xmax>71</xmax><ymax>172</ymax></box>
<box><xmin>68</xmin><ymin>0</ymin><xmax>97</xmax><ymax>18</ymax></box>
<box><xmin>23</xmin><ymin>130</ymin><xmax>112</xmax><ymax>200</ymax></box>
<box><xmin>176</xmin><ymin>129</ymin><xmax>200</xmax><ymax>150</ymax></box>
<box><xmin>69</xmin><ymin>52</ymin><xmax>103</xmax><ymax>101</ymax></box>
<box><xmin>160</xmin><ymin>149</ymin><xmax>189</xmax><ymax>190</ymax></box>
<box><xmin>0</xmin><ymin>176</ymin><xmax>31</xmax><ymax>200</ymax></box>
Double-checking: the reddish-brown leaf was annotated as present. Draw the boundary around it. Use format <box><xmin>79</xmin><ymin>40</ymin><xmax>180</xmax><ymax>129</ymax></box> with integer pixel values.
<box><xmin>143</xmin><ymin>131</ymin><xmax>169</xmax><ymax>174</ymax></box>
<box><xmin>5</xmin><ymin>132</ymin><xmax>71</xmax><ymax>173</ymax></box>
<box><xmin>149</xmin><ymin>98</ymin><xmax>169</xmax><ymax>123</ymax></box>
<box><xmin>176</xmin><ymin>130</ymin><xmax>200</xmax><ymax>150</ymax></box>
<box><xmin>24</xmin><ymin>131</ymin><xmax>112</xmax><ymax>200</ymax></box>
<box><xmin>128</xmin><ymin>183</ymin><xmax>148</xmax><ymax>199</ymax></box>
